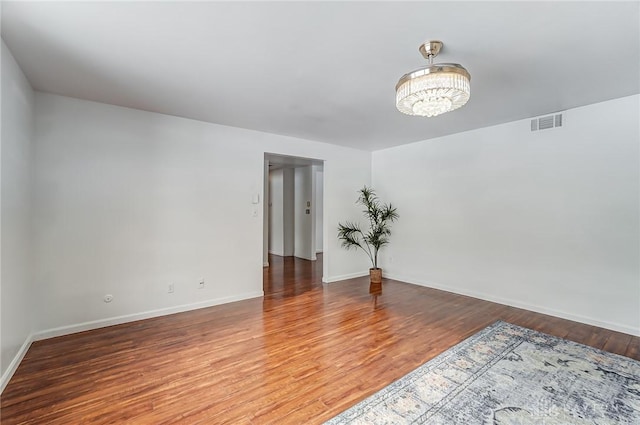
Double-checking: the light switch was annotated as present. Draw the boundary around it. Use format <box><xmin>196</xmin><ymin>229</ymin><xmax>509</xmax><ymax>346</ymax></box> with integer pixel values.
<box><xmin>252</xmin><ymin>194</ymin><xmax>260</xmax><ymax>204</ymax></box>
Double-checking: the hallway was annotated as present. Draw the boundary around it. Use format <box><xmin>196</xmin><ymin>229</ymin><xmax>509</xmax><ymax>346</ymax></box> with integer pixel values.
<box><xmin>263</xmin><ymin>253</ymin><xmax>323</xmax><ymax>298</ymax></box>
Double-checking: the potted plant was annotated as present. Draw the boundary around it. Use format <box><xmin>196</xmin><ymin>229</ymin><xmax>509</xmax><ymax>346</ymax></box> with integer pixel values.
<box><xmin>337</xmin><ymin>186</ymin><xmax>398</xmax><ymax>293</ymax></box>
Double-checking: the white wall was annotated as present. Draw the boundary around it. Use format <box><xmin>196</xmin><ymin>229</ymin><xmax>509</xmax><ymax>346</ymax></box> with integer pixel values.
<box><xmin>315</xmin><ymin>168</ymin><xmax>324</xmax><ymax>253</ymax></box>
<box><xmin>373</xmin><ymin>95</ymin><xmax>640</xmax><ymax>335</ymax></box>
<box><xmin>282</xmin><ymin>168</ymin><xmax>294</xmax><ymax>257</ymax></box>
<box><xmin>268</xmin><ymin>169</ymin><xmax>284</xmax><ymax>255</ymax></box>
<box><xmin>294</xmin><ymin>166</ymin><xmax>315</xmax><ymax>260</ymax></box>
<box><xmin>268</xmin><ymin>167</ymin><xmax>295</xmax><ymax>257</ymax></box>
<box><xmin>262</xmin><ymin>159</ymin><xmax>269</xmax><ymax>266</ymax></box>
<box><xmin>1</xmin><ymin>41</ymin><xmax>36</xmax><ymax>389</ymax></box>
<box><xmin>32</xmin><ymin>92</ymin><xmax>371</xmax><ymax>335</ymax></box>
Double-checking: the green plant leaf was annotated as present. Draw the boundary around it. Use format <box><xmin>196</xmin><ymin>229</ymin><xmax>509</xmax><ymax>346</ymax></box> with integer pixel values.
<box><xmin>337</xmin><ymin>186</ymin><xmax>398</xmax><ymax>269</ymax></box>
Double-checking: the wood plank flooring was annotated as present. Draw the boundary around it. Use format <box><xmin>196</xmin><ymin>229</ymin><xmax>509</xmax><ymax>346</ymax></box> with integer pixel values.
<box><xmin>2</xmin><ymin>253</ymin><xmax>639</xmax><ymax>424</ymax></box>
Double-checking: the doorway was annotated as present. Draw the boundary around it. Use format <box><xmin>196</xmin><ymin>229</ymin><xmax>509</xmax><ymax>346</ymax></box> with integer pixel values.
<box><xmin>263</xmin><ymin>153</ymin><xmax>324</xmax><ymax>295</ymax></box>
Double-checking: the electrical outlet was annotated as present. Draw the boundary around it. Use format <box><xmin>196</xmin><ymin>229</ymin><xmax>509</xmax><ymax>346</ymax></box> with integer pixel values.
<box><xmin>198</xmin><ymin>278</ymin><xmax>205</xmax><ymax>289</ymax></box>
<box><xmin>168</xmin><ymin>283</ymin><xmax>174</xmax><ymax>293</ymax></box>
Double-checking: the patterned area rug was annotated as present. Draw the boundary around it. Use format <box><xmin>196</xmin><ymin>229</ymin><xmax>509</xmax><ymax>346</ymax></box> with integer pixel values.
<box><xmin>324</xmin><ymin>321</ymin><xmax>640</xmax><ymax>424</ymax></box>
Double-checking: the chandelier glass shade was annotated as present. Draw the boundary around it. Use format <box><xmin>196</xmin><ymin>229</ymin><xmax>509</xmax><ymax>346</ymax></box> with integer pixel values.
<box><xmin>395</xmin><ymin>41</ymin><xmax>470</xmax><ymax>117</ymax></box>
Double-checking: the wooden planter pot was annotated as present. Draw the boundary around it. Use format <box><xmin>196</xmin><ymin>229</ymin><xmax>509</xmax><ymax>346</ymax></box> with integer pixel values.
<box><xmin>369</xmin><ymin>268</ymin><xmax>382</xmax><ymax>294</ymax></box>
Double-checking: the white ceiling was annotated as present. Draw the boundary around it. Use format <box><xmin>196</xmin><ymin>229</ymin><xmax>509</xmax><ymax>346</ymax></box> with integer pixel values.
<box><xmin>2</xmin><ymin>1</ymin><xmax>639</xmax><ymax>151</ymax></box>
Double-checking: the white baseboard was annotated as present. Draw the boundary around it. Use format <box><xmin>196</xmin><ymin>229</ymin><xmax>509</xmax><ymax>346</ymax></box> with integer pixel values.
<box><xmin>385</xmin><ymin>272</ymin><xmax>640</xmax><ymax>337</ymax></box>
<box><xmin>293</xmin><ymin>254</ymin><xmax>316</xmax><ymax>261</ymax></box>
<box><xmin>1</xmin><ymin>333</ymin><xmax>34</xmax><ymax>394</ymax></box>
<box><xmin>323</xmin><ymin>270</ymin><xmax>369</xmax><ymax>283</ymax></box>
<box><xmin>33</xmin><ymin>291</ymin><xmax>264</xmax><ymax>341</ymax></box>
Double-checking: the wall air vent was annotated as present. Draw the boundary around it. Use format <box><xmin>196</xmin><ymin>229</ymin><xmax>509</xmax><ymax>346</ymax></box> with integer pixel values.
<box><xmin>531</xmin><ymin>113</ymin><xmax>563</xmax><ymax>132</ymax></box>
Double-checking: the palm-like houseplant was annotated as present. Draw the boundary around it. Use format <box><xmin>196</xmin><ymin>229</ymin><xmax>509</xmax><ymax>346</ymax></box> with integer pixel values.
<box><xmin>338</xmin><ymin>186</ymin><xmax>398</xmax><ymax>292</ymax></box>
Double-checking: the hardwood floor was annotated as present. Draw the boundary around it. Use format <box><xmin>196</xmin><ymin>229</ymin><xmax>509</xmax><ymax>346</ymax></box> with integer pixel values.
<box><xmin>2</xmin><ymin>254</ymin><xmax>639</xmax><ymax>424</ymax></box>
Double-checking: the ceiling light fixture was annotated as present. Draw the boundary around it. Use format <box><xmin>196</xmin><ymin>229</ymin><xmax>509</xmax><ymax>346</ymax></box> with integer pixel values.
<box><xmin>395</xmin><ymin>40</ymin><xmax>470</xmax><ymax>117</ymax></box>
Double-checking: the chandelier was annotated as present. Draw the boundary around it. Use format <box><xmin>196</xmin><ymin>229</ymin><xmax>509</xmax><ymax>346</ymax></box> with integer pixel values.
<box><xmin>395</xmin><ymin>40</ymin><xmax>470</xmax><ymax>117</ymax></box>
